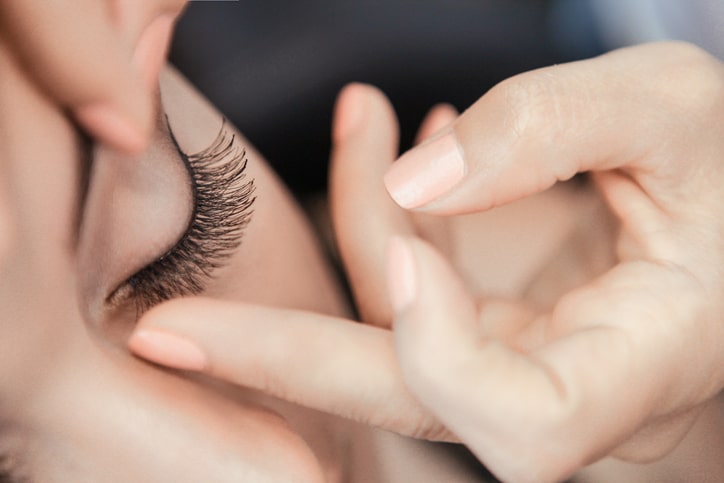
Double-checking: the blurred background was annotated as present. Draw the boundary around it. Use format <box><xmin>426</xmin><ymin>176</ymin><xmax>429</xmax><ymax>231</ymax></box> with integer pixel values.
<box><xmin>169</xmin><ymin>0</ymin><xmax>600</xmax><ymax>195</ymax></box>
<box><xmin>170</xmin><ymin>0</ymin><xmax>722</xmax><ymax>196</ymax></box>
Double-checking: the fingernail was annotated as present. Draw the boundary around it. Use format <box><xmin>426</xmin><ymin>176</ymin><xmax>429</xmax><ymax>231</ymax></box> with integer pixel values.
<box><xmin>333</xmin><ymin>83</ymin><xmax>368</xmax><ymax>142</ymax></box>
<box><xmin>129</xmin><ymin>329</ymin><xmax>207</xmax><ymax>372</ymax></box>
<box><xmin>387</xmin><ymin>236</ymin><xmax>417</xmax><ymax>312</ymax></box>
<box><xmin>133</xmin><ymin>14</ymin><xmax>175</xmax><ymax>90</ymax></box>
<box><xmin>76</xmin><ymin>103</ymin><xmax>147</xmax><ymax>155</ymax></box>
<box><xmin>384</xmin><ymin>131</ymin><xmax>466</xmax><ymax>209</ymax></box>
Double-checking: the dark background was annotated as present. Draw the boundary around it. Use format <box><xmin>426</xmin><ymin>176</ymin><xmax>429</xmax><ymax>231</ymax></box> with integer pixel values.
<box><xmin>170</xmin><ymin>0</ymin><xmax>603</xmax><ymax>195</ymax></box>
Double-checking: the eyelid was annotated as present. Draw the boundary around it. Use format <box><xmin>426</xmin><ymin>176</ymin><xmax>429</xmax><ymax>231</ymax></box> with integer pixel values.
<box><xmin>107</xmin><ymin>119</ymin><xmax>256</xmax><ymax>315</ymax></box>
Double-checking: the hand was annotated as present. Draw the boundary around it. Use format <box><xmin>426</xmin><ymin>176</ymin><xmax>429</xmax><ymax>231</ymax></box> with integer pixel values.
<box><xmin>379</xmin><ymin>41</ymin><xmax>724</xmax><ymax>482</ymax></box>
<box><xmin>0</xmin><ymin>0</ymin><xmax>186</xmax><ymax>154</ymax></box>
<box><xmin>124</xmin><ymin>86</ymin><xmax>471</xmax><ymax>443</ymax></box>
<box><xmin>126</xmin><ymin>41</ymin><xmax>724</xmax><ymax>482</ymax></box>
<box><xmin>125</xmin><ymin>81</ymin><xmax>614</xmax><ymax>451</ymax></box>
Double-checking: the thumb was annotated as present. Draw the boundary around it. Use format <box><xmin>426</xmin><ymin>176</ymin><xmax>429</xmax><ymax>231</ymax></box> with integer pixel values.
<box><xmin>383</xmin><ymin>42</ymin><xmax>715</xmax><ymax>215</ymax></box>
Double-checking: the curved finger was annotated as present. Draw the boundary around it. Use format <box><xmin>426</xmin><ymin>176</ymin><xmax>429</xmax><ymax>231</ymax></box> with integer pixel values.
<box><xmin>330</xmin><ymin>84</ymin><xmax>415</xmax><ymax>326</ymax></box>
<box><xmin>387</xmin><ymin>236</ymin><xmax>713</xmax><ymax>480</ymax></box>
<box><xmin>383</xmin><ymin>42</ymin><xmax>723</xmax><ymax>215</ymax></box>
<box><xmin>0</xmin><ymin>0</ymin><xmax>183</xmax><ymax>153</ymax></box>
<box><xmin>331</xmin><ymin>86</ymin><xmax>460</xmax><ymax>326</ymax></box>
<box><xmin>387</xmin><ymin>235</ymin><xmax>572</xmax><ymax>482</ymax></box>
<box><xmin>128</xmin><ymin>297</ymin><xmax>454</xmax><ymax>442</ymax></box>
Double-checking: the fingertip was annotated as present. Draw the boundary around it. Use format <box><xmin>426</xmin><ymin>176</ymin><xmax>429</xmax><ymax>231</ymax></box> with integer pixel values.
<box><xmin>129</xmin><ymin>297</ymin><xmax>222</xmax><ymax>370</ymax></box>
<box><xmin>429</xmin><ymin>102</ymin><xmax>459</xmax><ymax>119</ymax></box>
<box><xmin>416</xmin><ymin>103</ymin><xmax>459</xmax><ymax>143</ymax></box>
<box><xmin>332</xmin><ymin>83</ymin><xmax>369</xmax><ymax>143</ymax></box>
<box><xmin>132</xmin><ymin>14</ymin><xmax>176</xmax><ymax>91</ymax></box>
<box><xmin>386</xmin><ymin>236</ymin><xmax>417</xmax><ymax>313</ymax></box>
<box><xmin>75</xmin><ymin>99</ymin><xmax>152</xmax><ymax>155</ymax></box>
<box><xmin>73</xmin><ymin>18</ymin><xmax>162</xmax><ymax>155</ymax></box>
<box><xmin>128</xmin><ymin>327</ymin><xmax>208</xmax><ymax>372</ymax></box>
<box><xmin>332</xmin><ymin>82</ymin><xmax>394</xmax><ymax>143</ymax></box>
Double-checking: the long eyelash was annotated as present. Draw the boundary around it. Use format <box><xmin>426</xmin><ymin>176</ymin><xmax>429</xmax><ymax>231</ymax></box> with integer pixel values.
<box><xmin>112</xmin><ymin>120</ymin><xmax>255</xmax><ymax>315</ymax></box>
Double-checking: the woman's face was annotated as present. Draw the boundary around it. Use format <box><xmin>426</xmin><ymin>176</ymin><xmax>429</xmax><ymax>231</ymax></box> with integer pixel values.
<box><xmin>0</xmin><ymin>39</ymin><xmax>353</xmax><ymax>481</ymax></box>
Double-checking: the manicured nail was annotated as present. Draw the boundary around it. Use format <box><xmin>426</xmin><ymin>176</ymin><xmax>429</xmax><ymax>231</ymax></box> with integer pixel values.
<box><xmin>387</xmin><ymin>236</ymin><xmax>417</xmax><ymax>312</ymax></box>
<box><xmin>384</xmin><ymin>130</ymin><xmax>466</xmax><ymax>209</ymax></box>
<box><xmin>129</xmin><ymin>329</ymin><xmax>207</xmax><ymax>372</ymax></box>
<box><xmin>333</xmin><ymin>83</ymin><xmax>368</xmax><ymax>142</ymax></box>
<box><xmin>133</xmin><ymin>14</ymin><xmax>175</xmax><ymax>90</ymax></box>
<box><xmin>76</xmin><ymin>103</ymin><xmax>147</xmax><ymax>155</ymax></box>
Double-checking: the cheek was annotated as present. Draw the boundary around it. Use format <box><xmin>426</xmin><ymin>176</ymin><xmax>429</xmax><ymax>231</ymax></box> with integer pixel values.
<box><xmin>29</xmin><ymin>345</ymin><xmax>326</xmax><ymax>483</ymax></box>
<box><xmin>205</xmin><ymin>159</ymin><xmax>349</xmax><ymax>318</ymax></box>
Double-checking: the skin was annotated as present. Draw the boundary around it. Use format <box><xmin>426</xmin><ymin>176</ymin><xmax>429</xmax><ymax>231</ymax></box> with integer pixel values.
<box><xmin>0</xmin><ymin>0</ymin><xmax>187</xmax><ymax>154</ymax></box>
<box><xmin>0</xmin><ymin>33</ymin><xmax>338</xmax><ymax>479</ymax></box>
<box><xmin>0</xmin><ymin>32</ymin><xmax>492</xmax><ymax>481</ymax></box>
<box><xmin>130</xmin><ymin>43</ymin><xmax>724</xmax><ymax>482</ymax></box>
<box><xmin>381</xmin><ymin>42</ymin><xmax>724</xmax><ymax>482</ymax></box>
<box><xmin>0</xmin><ymin>2</ymin><xmax>493</xmax><ymax>478</ymax></box>
<box><xmin>7</xmin><ymin>1</ymin><xmax>721</xmax><ymax>479</ymax></box>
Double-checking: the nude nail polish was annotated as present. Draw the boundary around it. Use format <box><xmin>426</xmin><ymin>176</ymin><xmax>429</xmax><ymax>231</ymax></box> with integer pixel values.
<box><xmin>129</xmin><ymin>329</ymin><xmax>207</xmax><ymax>372</ymax></box>
<box><xmin>384</xmin><ymin>131</ymin><xmax>466</xmax><ymax>209</ymax></box>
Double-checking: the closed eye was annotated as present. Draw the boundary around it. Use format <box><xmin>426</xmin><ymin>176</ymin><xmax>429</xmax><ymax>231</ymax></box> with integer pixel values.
<box><xmin>106</xmin><ymin>118</ymin><xmax>256</xmax><ymax>316</ymax></box>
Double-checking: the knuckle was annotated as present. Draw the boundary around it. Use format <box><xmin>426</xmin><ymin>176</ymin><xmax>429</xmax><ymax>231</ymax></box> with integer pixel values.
<box><xmin>494</xmin><ymin>71</ymin><xmax>565</xmax><ymax>144</ymax></box>
<box><xmin>489</xmin><ymin>70</ymin><xmax>580</xmax><ymax>184</ymax></box>
<box><xmin>159</xmin><ymin>0</ymin><xmax>189</xmax><ymax>17</ymax></box>
<box><xmin>660</xmin><ymin>41</ymin><xmax>721</xmax><ymax>73</ymax></box>
<box><xmin>398</xmin><ymin>335</ymin><xmax>464</xmax><ymax>399</ymax></box>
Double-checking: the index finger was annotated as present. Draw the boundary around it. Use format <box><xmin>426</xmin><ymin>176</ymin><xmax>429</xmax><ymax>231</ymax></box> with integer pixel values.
<box><xmin>128</xmin><ymin>297</ymin><xmax>454</xmax><ymax>442</ymax></box>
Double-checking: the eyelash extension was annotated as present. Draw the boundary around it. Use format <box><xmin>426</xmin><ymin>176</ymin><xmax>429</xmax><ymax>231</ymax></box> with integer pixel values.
<box><xmin>108</xmin><ymin>120</ymin><xmax>256</xmax><ymax>315</ymax></box>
